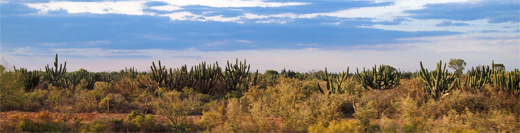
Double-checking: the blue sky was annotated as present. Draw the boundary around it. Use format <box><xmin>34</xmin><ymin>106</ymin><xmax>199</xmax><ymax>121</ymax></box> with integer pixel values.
<box><xmin>1</xmin><ymin>0</ymin><xmax>519</xmax><ymax>72</ymax></box>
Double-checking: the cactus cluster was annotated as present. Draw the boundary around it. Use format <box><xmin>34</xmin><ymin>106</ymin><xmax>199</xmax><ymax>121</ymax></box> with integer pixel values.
<box><xmin>419</xmin><ymin>61</ymin><xmax>458</xmax><ymax>99</ymax></box>
<box><xmin>221</xmin><ymin>59</ymin><xmax>256</xmax><ymax>92</ymax></box>
<box><xmin>317</xmin><ymin>67</ymin><xmax>349</xmax><ymax>95</ymax></box>
<box><xmin>264</xmin><ymin>70</ymin><xmax>280</xmax><ymax>86</ymax></box>
<box><xmin>13</xmin><ymin>66</ymin><xmax>41</xmax><ymax>92</ymax></box>
<box><xmin>145</xmin><ymin>59</ymin><xmax>257</xmax><ymax>94</ymax></box>
<box><xmin>506</xmin><ymin>69</ymin><xmax>519</xmax><ymax>96</ymax></box>
<box><xmin>465</xmin><ymin>66</ymin><xmax>493</xmax><ymax>89</ymax></box>
<box><xmin>464</xmin><ymin>61</ymin><xmax>519</xmax><ymax>97</ymax></box>
<box><xmin>121</xmin><ymin>67</ymin><xmax>139</xmax><ymax>79</ymax></box>
<box><xmin>170</xmin><ymin>65</ymin><xmax>193</xmax><ymax>91</ymax></box>
<box><xmin>355</xmin><ymin>65</ymin><xmax>400</xmax><ymax>90</ymax></box>
<box><xmin>281</xmin><ymin>68</ymin><xmax>307</xmax><ymax>80</ymax></box>
<box><xmin>491</xmin><ymin>68</ymin><xmax>520</xmax><ymax>97</ymax></box>
<box><xmin>64</xmin><ymin>68</ymin><xmax>99</xmax><ymax>90</ymax></box>
<box><xmin>149</xmin><ymin>60</ymin><xmax>171</xmax><ymax>88</ymax></box>
<box><xmin>191</xmin><ymin>61</ymin><xmax>221</xmax><ymax>94</ymax></box>
<box><xmin>44</xmin><ymin>54</ymin><xmax>67</xmax><ymax>86</ymax></box>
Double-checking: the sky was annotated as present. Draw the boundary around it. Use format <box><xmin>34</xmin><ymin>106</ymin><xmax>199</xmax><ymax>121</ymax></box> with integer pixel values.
<box><xmin>1</xmin><ymin>0</ymin><xmax>519</xmax><ymax>73</ymax></box>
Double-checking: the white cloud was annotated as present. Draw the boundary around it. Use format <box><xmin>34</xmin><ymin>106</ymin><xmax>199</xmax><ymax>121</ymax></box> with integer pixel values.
<box><xmin>235</xmin><ymin>40</ymin><xmax>252</xmax><ymax>43</ymax></box>
<box><xmin>27</xmin><ymin>1</ymin><xmax>150</xmax><ymax>15</ymax></box>
<box><xmin>154</xmin><ymin>0</ymin><xmax>308</xmax><ymax>8</ymax></box>
<box><xmin>26</xmin><ymin>0</ymin><xmax>307</xmax><ymax>16</ymax></box>
<box><xmin>161</xmin><ymin>11</ymin><xmax>198</xmax><ymax>21</ymax></box>
<box><xmin>161</xmin><ymin>12</ymin><xmax>243</xmax><ymax>23</ymax></box>
<box><xmin>301</xmin><ymin>0</ymin><xmax>468</xmax><ymax>21</ymax></box>
<box><xmin>149</xmin><ymin>5</ymin><xmax>182</xmax><ymax>11</ymax></box>
<box><xmin>244</xmin><ymin>13</ymin><xmax>298</xmax><ymax>19</ymax></box>
<box><xmin>24</xmin><ymin>0</ymin><xmax>307</xmax><ymax>23</ymax></box>
<box><xmin>255</xmin><ymin>19</ymin><xmax>286</xmax><ymax>24</ymax></box>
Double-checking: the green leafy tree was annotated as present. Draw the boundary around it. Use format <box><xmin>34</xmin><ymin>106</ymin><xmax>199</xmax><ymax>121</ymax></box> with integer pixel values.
<box><xmin>492</xmin><ymin>60</ymin><xmax>505</xmax><ymax>72</ymax></box>
<box><xmin>0</xmin><ymin>65</ymin><xmax>5</xmax><ymax>73</ymax></box>
<box><xmin>448</xmin><ymin>59</ymin><xmax>466</xmax><ymax>76</ymax></box>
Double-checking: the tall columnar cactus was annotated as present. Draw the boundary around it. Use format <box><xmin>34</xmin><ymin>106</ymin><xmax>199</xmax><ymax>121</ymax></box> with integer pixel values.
<box><xmin>465</xmin><ymin>66</ymin><xmax>493</xmax><ymax>89</ymax></box>
<box><xmin>419</xmin><ymin>61</ymin><xmax>458</xmax><ymax>99</ymax></box>
<box><xmin>191</xmin><ymin>61</ymin><xmax>222</xmax><ymax>94</ymax></box>
<box><xmin>317</xmin><ymin>67</ymin><xmax>349</xmax><ymax>95</ymax></box>
<box><xmin>250</xmin><ymin>69</ymin><xmax>259</xmax><ymax>86</ymax></box>
<box><xmin>355</xmin><ymin>64</ymin><xmax>400</xmax><ymax>90</ymax></box>
<box><xmin>170</xmin><ymin>65</ymin><xmax>193</xmax><ymax>91</ymax></box>
<box><xmin>44</xmin><ymin>54</ymin><xmax>67</xmax><ymax>86</ymax></box>
<box><xmin>506</xmin><ymin>69</ymin><xmax>520</xmax><ymax>97</ymax></box>
<box><xmin>149</xmin><ymin>60</ymin><xmax>169</xmax><ymax>88</ymax></box>
<box><xmin>14</xmin><ymin>66</ymin><xmax>41</xmax><ymax>92</ymax></box>
<box><xmin>121</xmin><ymin>67</ymin><xmax>139</xmax><ymax>79</ymax></box>
<box><xmin>281</xmin><ymin>68</ymin><xmax>307</xmax><ymax>80</ymax></box>
<box><xmin>221</xmin><ymin>59</ymin><xmax>251</xmax><ymax>92</ymax></box>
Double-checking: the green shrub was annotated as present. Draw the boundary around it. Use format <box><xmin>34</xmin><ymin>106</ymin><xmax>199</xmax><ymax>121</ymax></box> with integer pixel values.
<box><xmin>98</xmin><ymin>93</ymin><xmax>128</xmax><ymax>113</ymax></box>
<box><xmin>16</xmin><ymin>118</ymin><xmax>39</xmax><ymax>132</ymax></box>
<box><xmin>80</xmin><ymin>121</ymin><xmax>106</xmax><ymax>132</ymax></box>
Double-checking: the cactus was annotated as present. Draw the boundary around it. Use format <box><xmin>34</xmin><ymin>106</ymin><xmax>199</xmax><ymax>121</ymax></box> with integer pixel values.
<box><xmin>506</xmin><ymin>69</ymin><xmax>520</xmax><ymax>97</ymax></box>
<box><xmin>64</xmin><ymin>68</ymin><xmax>98</xmax><ymax>90</ymax></box>
<box><xmin>191</xmin><ymin>61</ymin><xmax>222</xmax><ymax>94</ymax></box>
<box><xmin>465</xmin><ymin>66</ymin><xmax>493</xmax><ymax>90</ymax></box>
<box><xmin>44</xmin><ymin>54</ymin><xmax>67</xmax><ymax>86</ymax></box>
<box><xmin>221</xmin><ymin>59</ymin><xmax>251</xmax><ymax>92</ymax></box>
<box><xmin>317</xmin><ymin>67</ymin><xmax>349</xmax><ymax>95</ymax></box>
<box><xmin>121</xmin><ymin>67</ymin><xmax>139</xmax><ymax>79</ymax></box>
<box><xmin>355</xmin><ymin>65</ymin><xmax>400</xmax><ymax>90</ymax></box>
<box><xmin>13</xmin><ymin>66</ymin><xmax>41</xmax><ymax>92</ymax></box>
<box><xmin>169</xmin><ymin>65</ymin><xmax>193</xmax><ymax>91</ymax></box>
<box><xmin>281</xmin><ymin>68</ymin><xmax>307</xmax><ymax>80</ymax></box>
<box><xmin>149</xmin><ymin>60</ymin><xmax>169</xmax><ymax>88</ymax></box>
<box><xmin>419</xmin><ymin>61</ymin><xmax>458</xmax><ymax>99</ymax></box>
<box><xmin>251</xmin><ymin>69</ymin><xmax>259</xmax><ymax>86</ymax></box>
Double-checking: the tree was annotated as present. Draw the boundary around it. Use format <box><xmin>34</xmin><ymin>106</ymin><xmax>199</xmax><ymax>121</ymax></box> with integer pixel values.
<box><xmin>448</xmin><ymin>58</ymin><xmax>466</xmax><ymax>76</ymax></box>
<box><xmin>492</xmin><ymin>60</ymin><xmax>505</xmax><ymax>72</ymax></box>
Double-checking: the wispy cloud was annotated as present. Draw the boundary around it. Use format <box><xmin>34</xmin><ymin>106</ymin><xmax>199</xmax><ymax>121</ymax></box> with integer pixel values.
<box><xmin>368</xmin><ymin>19</ymin><xmax>518</xmax><ymax>33</ymax></box>
<box><xmin>4</xmin><ymin>34</ymin><xmax>518</xmax><ymax>72</ymax></box>
<box><xmin>301</xmin><ymin>0</ymin><xmax>469</xmax><ymax>21</ymax></box>
<box><xmin>154</xmin><ymin>0</ymin><xmax>308</xmax><ymax>8</ymax></box>
<box><xmin>22</xmin><ymin>0</ymin><xmax>518</xmax><ymax>34</ymax></box>
<box><xmin>436</xmin><ymin>21</ymin><xmax>469</xmax><ymax>27</ymax></box>
<box><xmin>25</xmin><ymin>0</ymin><xmax>308</xmax><ymax>15</ymax></box>
<box><xmin>235</xmin><ymin>40</ymin><xmax>252</xmax><ymax>43</ymax></box>
<box><xmin>149</xmin><ymin>5</ymin><xmax>182</xmax><ymax>11</ymax></box>
<box><xmin>160</xmin><ymin>12</ymin><xmax>243</xmax><ymax>23</ymax></box>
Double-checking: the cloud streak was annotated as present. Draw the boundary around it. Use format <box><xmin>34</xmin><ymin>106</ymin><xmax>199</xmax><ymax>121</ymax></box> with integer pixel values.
<box><xmin>4</xmin><ymin>34</ymin><xmax>518</xmax><ymax>72</ymax></box>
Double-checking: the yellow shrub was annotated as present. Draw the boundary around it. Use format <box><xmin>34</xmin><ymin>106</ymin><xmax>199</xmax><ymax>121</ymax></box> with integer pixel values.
<box><xmin>308</xmin><ymin>119</ymin><xmax>359</xmax><ymax>133</ymax></box>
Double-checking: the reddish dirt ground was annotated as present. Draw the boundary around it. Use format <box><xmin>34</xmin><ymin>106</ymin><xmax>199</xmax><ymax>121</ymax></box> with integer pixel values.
<box><xmin>0</xmin><ymin>111</ymin><xmax>202</xmax><ymax>124</ymax></box>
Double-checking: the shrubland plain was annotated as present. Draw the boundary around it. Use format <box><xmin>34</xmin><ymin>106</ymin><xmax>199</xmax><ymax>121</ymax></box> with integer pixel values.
<box><xmin>1</xmin><ymin>54</ymin><xmax>519</xmax><ymax>132</ymax></box>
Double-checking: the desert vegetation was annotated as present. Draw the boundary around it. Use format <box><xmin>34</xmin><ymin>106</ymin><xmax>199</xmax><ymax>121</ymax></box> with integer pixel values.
<box><xmin>1</xmin><ymin>54</ymin><xmax>519</xmax><ymax>132</ymax></box>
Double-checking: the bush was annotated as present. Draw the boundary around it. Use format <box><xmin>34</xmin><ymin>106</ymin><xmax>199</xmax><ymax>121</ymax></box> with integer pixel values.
<box><xmin>153</xmin><ymin>88</ymin><xmax>207</xmax><ymax>132</ymax></box>
<box><xmin>308</xmin><ymin>120</ymin><xmax>359</xmax><ymax>133</ymax></box>
<box><xmin>98</xmin><ymin>93</ymin><xmax>129</xmax><ymax>113</ymax></box>
<box><xmin>80</xmin><ymin>121</ymin><xmax>106</xmax><ymax>132</ymax></box>
<box><xmin>354</xmin><ymin>100</ymin><xmax>381</xmax><ymax>132</ymax></box>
